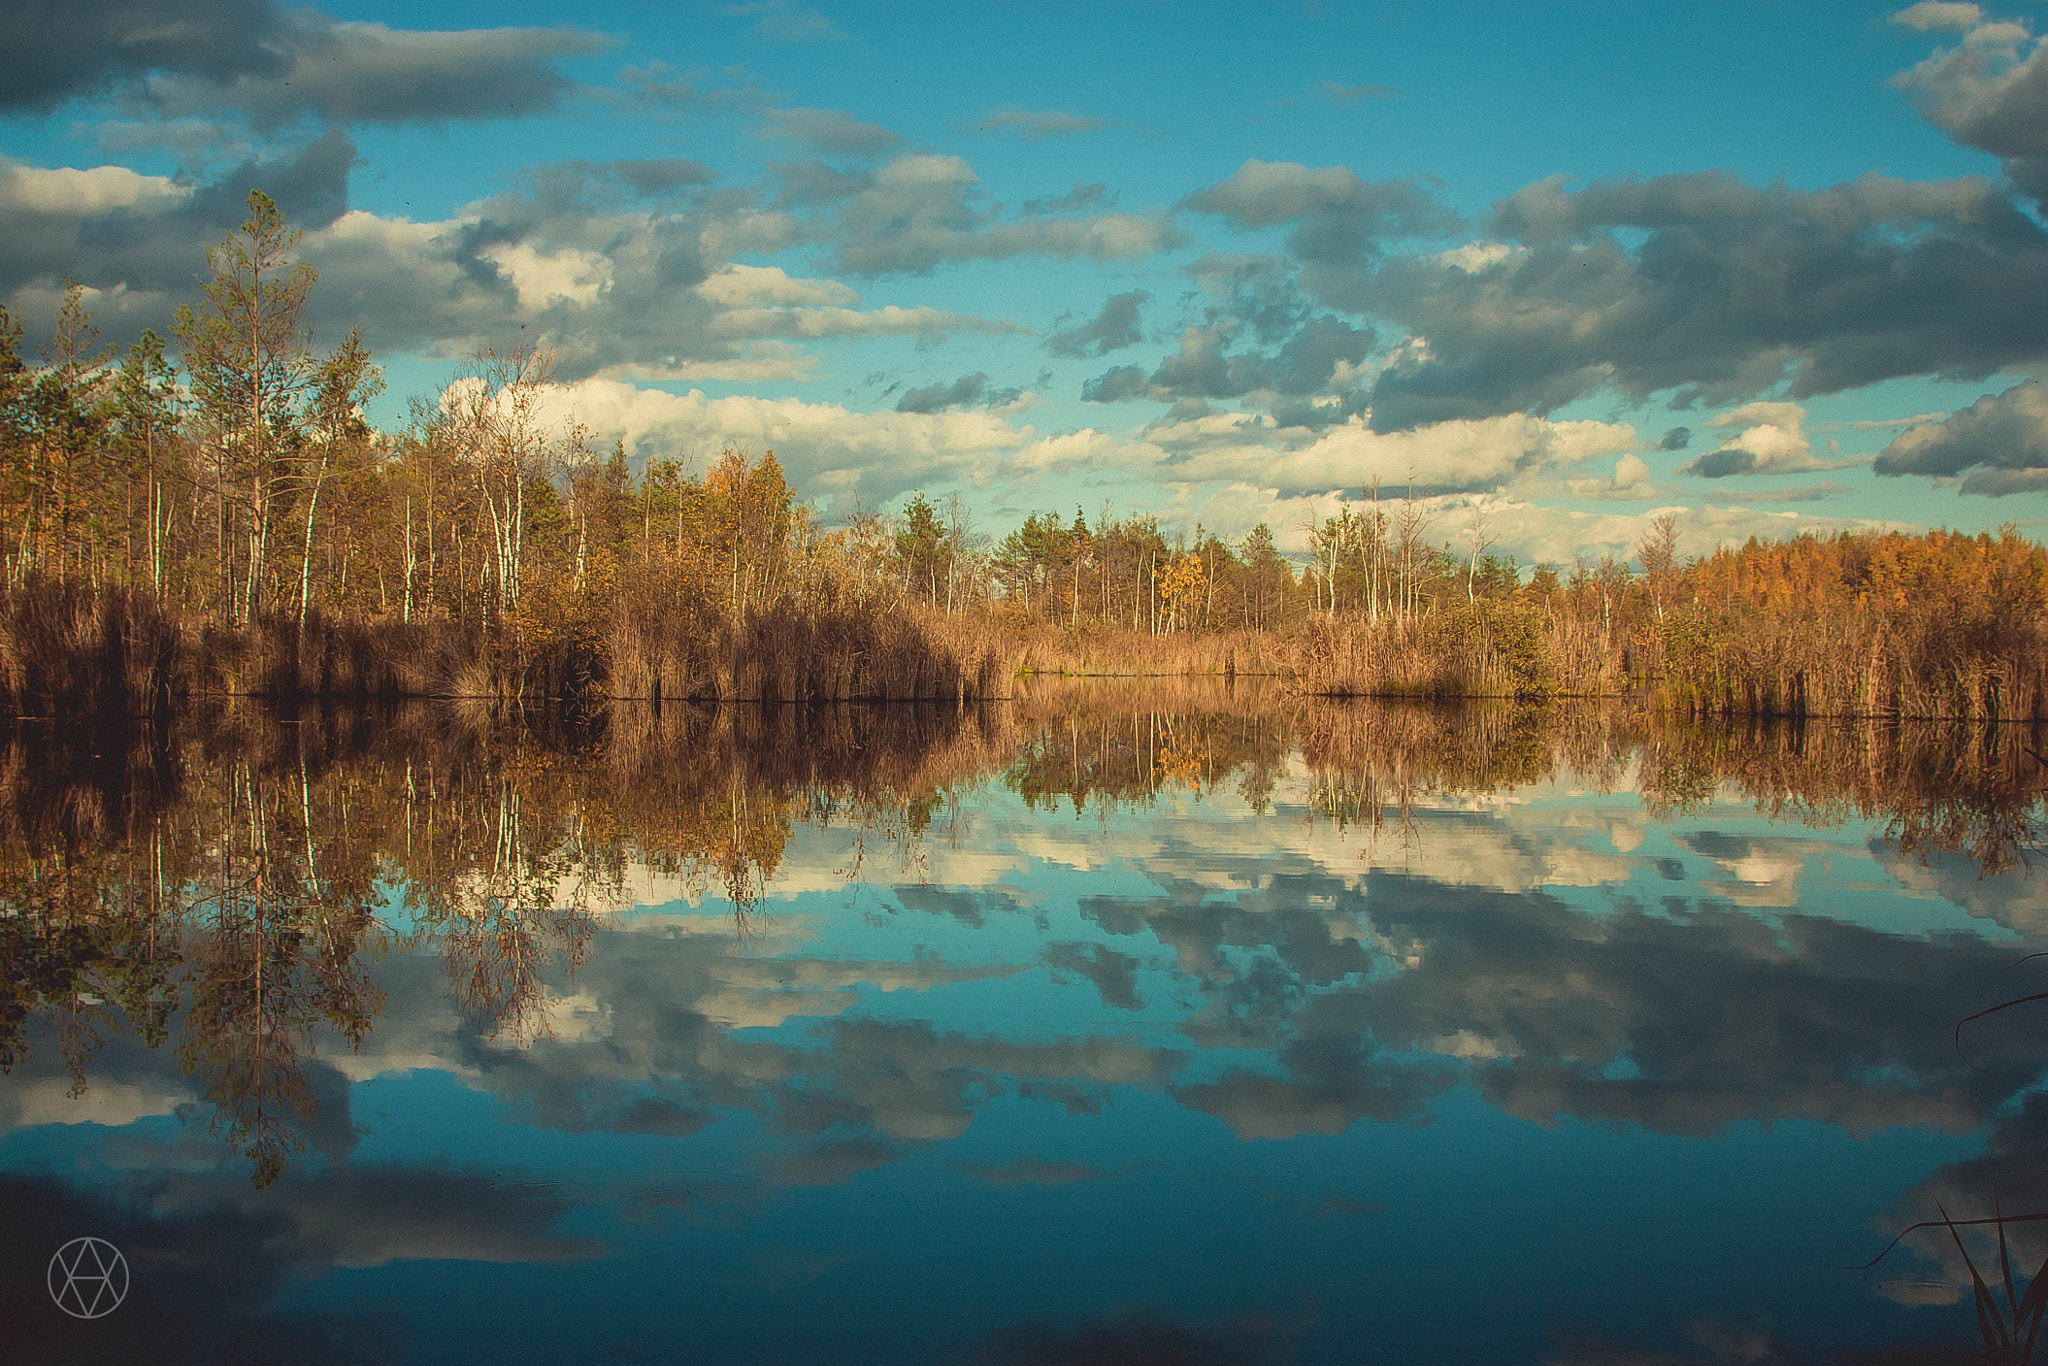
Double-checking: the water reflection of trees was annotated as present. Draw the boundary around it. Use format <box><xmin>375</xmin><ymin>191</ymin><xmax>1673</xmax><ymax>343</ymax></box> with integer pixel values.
<box><xmin>0</xmin><ymin>701</ymin><xmax>1007</xmax><ymax>1183</ymax></box>
<box><xmin>1637</xmin><ymin>715</ymin><xmax>2047</xmax><ymax>875</ymax></box>
<box><xmin>0</xmin><ymin>697</ymin><xmax>2041</xmax><ymax>1185</ymax></box>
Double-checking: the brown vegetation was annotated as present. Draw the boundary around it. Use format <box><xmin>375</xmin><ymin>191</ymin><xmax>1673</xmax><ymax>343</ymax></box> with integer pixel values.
<box><xmin>2</xmin><ymin>195</ymin><xmax>2044</xmax><ymax>717</ymax></box>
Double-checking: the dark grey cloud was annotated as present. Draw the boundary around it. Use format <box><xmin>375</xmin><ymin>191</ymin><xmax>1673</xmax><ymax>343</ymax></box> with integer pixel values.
<box><xmin>0</xmin><ymin>137</ymin><xmax>827</xmax><ymax>382</ymax></box>
<box><xmin>1894</xmin><ymin>20</ymin><xmax>2048</xmax><ymax>204</ymax></box>
<box><xmin>1680</xmin><ymin>447</ymin><xmax>1763</xmax><ymax>478</ymax></box>
<box><xmin>967</xmin><ymin>1308</ymin><xmax>1287</xmax><ymax>1366</ymax></box>
<box><xmin>1082</xmin><ymin>316</ymin><xmax>1374</xmax><ymax>423</ymax></box>
<box><xmin>761</xmin><ymin>106</ymin><xmax>904</xmax><ymax>157</ymax></box>
<box><xmin>1042</xmin><ymin>940</ymin><xmax>1145</xmax><ymax>1010</ymax></box>
<box><xmin>1659</xmin><ymin>425</ymin><xmax>1693</xmax><ymax>450</ymax></box>
<box><xmin>1080</xmin><ymin>842</ymin><xmax>2043</xmax><ymax>1144</ymax></box>
<box><xmin>770</xmin><ymin>158</ymin><xmax>873</xmax><ymax>208</ymax></box>
<box><xmin>1072</xmin><ymin>252</ymin><xmax>1377</xmax><ymax>425</ymax></box>
<box><xmin>1022</xmin><ymin>183</ymin><xmax>1110</xmax><ymax>214</ymax></box>
<box><xmin>0</xmin><ymin>129</ymin><xmax>358</xmax><ymax>347</ymax></box>
<box><xmin>1323</xmin><ymin>869</ymin><xmax>2038</xmax><ymax>1138</ymax></box>
<box><xmin>1081</xmin><ymin>363</ymin><xmax>1151</xmax><ymax>403</ymax></box>
<box><xmin>0</xmin><ymin>1174</ymin><xmax>395</xmax><ymax>1363</ymax></box>
<box><xmin>613</xmin><ymin>158</ymin><xmax>717</xmax><ymax>195</ymax></box>
<box><xmin>1180</xmin><ymin>160</ymin><xmax>1457</xmax><ymax>269</ymax></box>
<box><xmin>826</xmin><ymin>154</ymin><xmax>1177</xmax><ymax>276</ymax></box>
<box><xmin>1175</xmin><ymin>1034</ymin><xmax>1454</xmax><ymax>1139</ymax></box>
<box><xmin>0</xmin><ymin>1151</ymin><xmax>602</xmax><ymax>1363</ymax></box>
<box><xmin>1</xmin><ymin>0</ymin><xmax>285</xmax><ymax>114</ymax></box>
<box><xmin>894</xmin><ymin>883</ymin><xmax>1029</xmax><ymax>925</ymax></box>
<box><xmin>1046</xmin><ymin>288</ymin><xmax>1148</xmax><ymax>358</ymax></box>
<box><xmin>1875</xmin><ymin>375</ymin><xmax>2048</xmax><ymax>494</ymax></box>
<box><xmin>0</xmin><ymin>0</ymin><xmax>613</xmax><ymax>127</ymax></box>
<box><xmin>894</xmin><ymin>371</ymin><xmax>1022</xmax><ymax>413</ymax></box>
<box><xmin>1360</xmin><ymin>171</ymin><xmax>2048</xmax><ymax>431</ymax></box>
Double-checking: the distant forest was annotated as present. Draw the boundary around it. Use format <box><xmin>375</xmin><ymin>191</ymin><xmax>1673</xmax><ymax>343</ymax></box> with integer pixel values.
<box><xmin>2</xmin><ymin>191</ymin><xmax>2044</xmax><ymax>720</ymax></box>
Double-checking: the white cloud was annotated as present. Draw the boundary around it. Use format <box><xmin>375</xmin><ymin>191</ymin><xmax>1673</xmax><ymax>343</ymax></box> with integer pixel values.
<box><xmin>1891</xmin><ymin>1</ymin><xmax>1985</xmax><ymax>33</ymax></box>
<box><xmin>1143</xmin><ymin>410</ymin><xmax>1639</xmax><ymax>495</ymax></box>
<box><xmin>530</xmin><ymin>378</ymin><xmax>1096</xmax><ymax>506</ymax></box>
<box><xmin>484</xmin><ymin>241</ymin><xmax>613</xmax><ymax>309</ymax></box>
<box><xmin>1680</xmin><ymin>400</ymin><xmax>1852</xmax><ymax>479</ymax></box>
<box><xmin>696</xmin><ymin>264</ymin><xmax>858</xmax><ymax>307</ymax></box>
<box><xmin>0</xmin><ymin>160</ymin><xmax>189</xmax><ymax>215</ymax></box>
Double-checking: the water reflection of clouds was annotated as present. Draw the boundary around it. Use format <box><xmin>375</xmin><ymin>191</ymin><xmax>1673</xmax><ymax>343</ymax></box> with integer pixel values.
<box><xmin>4</xmin><ymin>705</ymin><xmax>2043</xmax><ymax>1360</ymax></box>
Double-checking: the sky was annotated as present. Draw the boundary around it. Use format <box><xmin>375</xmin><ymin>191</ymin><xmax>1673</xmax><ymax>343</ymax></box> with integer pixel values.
<box><xmin>6</xmin><ymin>0</ymin><xmax>2048</xmax><ymax>564</ymax></box>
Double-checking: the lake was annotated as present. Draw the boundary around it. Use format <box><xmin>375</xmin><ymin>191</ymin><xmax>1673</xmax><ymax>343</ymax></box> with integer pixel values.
<box><xmin>4</xmin><ymin>685</ymin><xmax>2044</xmax><ymax>1363</ymax></box>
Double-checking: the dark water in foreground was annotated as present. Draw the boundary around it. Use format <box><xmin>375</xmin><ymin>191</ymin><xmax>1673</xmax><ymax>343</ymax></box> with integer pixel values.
<box><xmin>3</xmin><ymin>688</ymin><xmax>2046</xmax><ymax>1363</ymax></box>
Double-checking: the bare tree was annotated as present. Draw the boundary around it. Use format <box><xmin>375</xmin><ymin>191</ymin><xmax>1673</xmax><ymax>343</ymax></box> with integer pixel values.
<box><xmin>1465</xmin><ymin>505</ymin><xmax>1495</xmax><ymax>604</ymax></box>
<box><xmin>1636</xmin><ymin>511</ymin><xmax>1681</xmax><ymax>622</ymax></box>
<box><xmin>441</xmin><ymin>343</ymin><xmax>565</xmax><ymax>618</ymax></box>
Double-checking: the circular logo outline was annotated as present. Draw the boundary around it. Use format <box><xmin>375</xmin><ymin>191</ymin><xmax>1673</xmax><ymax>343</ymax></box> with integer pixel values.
<box><xmin>47</xmin><ymin>1236</ymin><xmax>128</xmax><ymax>1320</ymax></box>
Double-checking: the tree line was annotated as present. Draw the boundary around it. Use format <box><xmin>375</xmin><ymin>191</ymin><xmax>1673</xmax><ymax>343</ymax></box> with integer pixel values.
<box><xmin>1</xmin><ymin>190</ymin><xmax>2044</xmax><ymax>717</ymax></box>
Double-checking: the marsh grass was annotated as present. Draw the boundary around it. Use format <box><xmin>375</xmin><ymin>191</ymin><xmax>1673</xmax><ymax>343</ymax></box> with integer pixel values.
<box><xmin>1861</xmin><ymin>1203</ymin><xmax>2048</xmax><ymax>1362</ymax></box>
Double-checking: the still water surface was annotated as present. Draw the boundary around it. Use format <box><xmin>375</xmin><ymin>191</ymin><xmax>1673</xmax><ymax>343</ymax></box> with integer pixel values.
<box><xmin>3</xmin><ymin>687</ymin><xmax>2045</xmax><ymax>1362</ymax></box>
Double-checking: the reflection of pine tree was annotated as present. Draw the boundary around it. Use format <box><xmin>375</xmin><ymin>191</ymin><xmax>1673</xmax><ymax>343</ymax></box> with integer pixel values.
<box><xmin>176</xmin><ymin>762</ymin><xmax>383</xmax><ymax>1188</ymax></box>
<box><xmin>438</xmin><ymin>777</ymin><xmax>602</xmax><ymax>1045</ymax></box>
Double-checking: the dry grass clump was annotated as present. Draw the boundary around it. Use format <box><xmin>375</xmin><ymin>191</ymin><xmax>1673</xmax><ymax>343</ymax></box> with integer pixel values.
<box><xmin>0</xmin><ymin>577</ymin><xmax>186</xmax><ymax>718</ymax></box>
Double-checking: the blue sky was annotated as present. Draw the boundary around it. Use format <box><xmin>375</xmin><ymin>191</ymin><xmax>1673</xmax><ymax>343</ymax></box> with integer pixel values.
<box><xmin>5</xmin><ymin>0</ymin><xmax>2048</xmax><ymax>562</ymax></box>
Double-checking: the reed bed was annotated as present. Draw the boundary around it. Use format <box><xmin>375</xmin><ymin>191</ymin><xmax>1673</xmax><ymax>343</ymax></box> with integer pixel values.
<box><xmin>1284</xmin><ymin>601</ymin><xmax>1572</xmax><ymax>700</ymax></box>
<box><xmin>1008</xmin><ymin>623</ymin><xmax>1289</xmax><ymax>679</ymax></box>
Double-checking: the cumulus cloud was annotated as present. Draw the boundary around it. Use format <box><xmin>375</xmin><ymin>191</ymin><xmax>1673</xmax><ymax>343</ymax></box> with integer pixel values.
<box><xmin>968</xmin><ymin>105</ymin><xmax>1112</xmax><ymax>139</ymax></box>
<box><xmin>1678</xmin><ymin>400</ymin><xmax>1847</xmax><ymax>479</ymax></box>
<box><xmin>1138</xmin><ymin>409</ymin><xmax>1637</xmax><ymax>499</ymax></box>
<box><xmin>722</xmin><ymin>1</ymin><xmax>845</xmax><ymax>43</ymax></box>
<box><xmin>1046</xmin><ymin>288</ymin><xmax>1148</xmax><ymax>358</ymax></box>
<box><xmin>1875</xmin><ymin>375</ymin><xmax>2048</xmax><ymax>493</ymax></box>
<box><xmin>1658</xmin><ymin>425</ymin><xmax>1692</xmax><ymax>451</ymax></box>
<box><xmin>824</xmin><ymin>153</ymin><xmax>1176</xmax><ymax>275</ymax></box>
<box><xmin>1892</xmin><ymin>1</ymin><xmax>1984</xmax><ymax>33</ymax></box>
<box><xmin>0</xmin><ymin>131</ymin><xmax>358</xmax><ymax>346</ymax></box>
<box><xmin>1084</xmin><ymin>316</ymin><xmax>1376</xmax><ymax>419</ymax></box>
<box><xmin>1181</xmin><ymin>160</ymin><xmax>1456</xmax><ymax>268</ymax></box>
<box><xmin>760</xmin><ymin>106</ymin><xmax>904</xmax><ymax>156</ymax></box>
<box><xmin>1192</xmin><ymin>486</ymin><xmax>1888</xmax><ymax>564</ymax></box>
<box><xmin>1892</xmin><ymin>13</ymin><xmax>2048</xmax><ymax>199</ymax></box>
<box><xmin>0</xmin><ymin>143</ymin><xmax>1049</xmax><ymax>385</ymax></box>
<box><xmin>1611</xmin><ymin>453</ymin><xmax>1650</xmax><ymax>490</ymax></box>
<box><xmin>528</xmin><ymin>378</ymin><xmax>1084</xmax><ymax>506</ymax></box>
<box><xmin>1359</xmin><ymin>170</ymin><xmax>2048</xmax><ymax>430</ymax></box>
